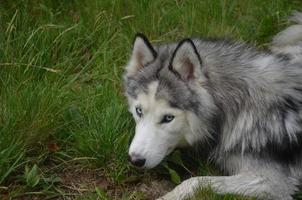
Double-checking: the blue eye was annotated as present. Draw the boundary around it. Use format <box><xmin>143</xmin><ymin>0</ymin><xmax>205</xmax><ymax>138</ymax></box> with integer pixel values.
<box><xmin>160</xmin><ymin>115</ymin><xmax>175</xmax><ymax>123</ymax></box>
<box><xmin>136</xmin><ymin>107</ymin><xmax>143</xmax><ymax>117</ymax></box>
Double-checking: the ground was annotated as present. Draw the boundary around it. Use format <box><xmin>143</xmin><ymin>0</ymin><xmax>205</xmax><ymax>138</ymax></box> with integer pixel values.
<box><xmin>1</xmin><ymin>0</ymin><xmax>302</xmax><ymax>199</ymax></box>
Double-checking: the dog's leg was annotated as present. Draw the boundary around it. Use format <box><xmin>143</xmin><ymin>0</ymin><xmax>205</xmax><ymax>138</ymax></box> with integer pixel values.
<box><xmin>157</xmin><ymin>173</ymin><xmax>298</xmax><ymax>200</ymax></box>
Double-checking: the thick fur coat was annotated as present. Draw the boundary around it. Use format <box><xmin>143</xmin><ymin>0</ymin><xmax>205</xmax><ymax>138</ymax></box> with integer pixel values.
<box><xmin>124</xmin><ymin>12</ymin><xmax>302</xmax><ymax>200</ymax></box>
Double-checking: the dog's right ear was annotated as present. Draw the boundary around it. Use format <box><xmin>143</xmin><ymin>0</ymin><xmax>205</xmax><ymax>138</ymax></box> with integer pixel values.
<box><xmin>126</xmin><ymin>33</ymin><xmax>157</xmax><ymax>76</ymax></box>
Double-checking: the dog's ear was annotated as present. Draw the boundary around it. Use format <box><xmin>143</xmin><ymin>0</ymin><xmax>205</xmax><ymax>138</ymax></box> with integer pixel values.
<box><xmin>126</xmin><ymin>33</ymin><xmax>157</xmax><ymax>76</ymax></box>
<box><xmin>169</xmin><ymin>39</ymin><xmax>202</xmax><ymax>81</ymax></box>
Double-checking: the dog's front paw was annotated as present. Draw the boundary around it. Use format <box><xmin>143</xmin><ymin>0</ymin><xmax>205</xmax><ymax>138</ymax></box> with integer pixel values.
<box><xmin>156</xmin><ymin>191</ymin><xmax>179</xmax><ymax>200</ymax></box>
<box><xmin>156</xmin><ymin>177</ymin><xmax>200</xmax><ymax>200</ymax></box>
<box><xmin>156</xmin><ymin>189</ymin><xmax>191</xmax><ymax>200</ymax></box>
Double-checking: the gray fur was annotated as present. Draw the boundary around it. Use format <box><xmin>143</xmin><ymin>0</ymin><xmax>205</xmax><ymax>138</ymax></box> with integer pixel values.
<box><xmin>124</xmin><ymin>12</ymin><xmax>302</xmax><ymax>200</ymax></box>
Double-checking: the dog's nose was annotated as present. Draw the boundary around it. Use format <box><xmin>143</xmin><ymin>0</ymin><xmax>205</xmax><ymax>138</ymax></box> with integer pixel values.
<box><xmin>128</xmin><ymin>155</ymin><xmax>146</xmax><ymax>167</ymax></box>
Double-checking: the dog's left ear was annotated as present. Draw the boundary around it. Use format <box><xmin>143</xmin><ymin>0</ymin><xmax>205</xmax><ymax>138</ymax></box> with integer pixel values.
<box><xmin>126</xmin><ymin>33</ymin><xmax>157</xmax><ymax>76</ymax></box>
<box><xmin>169</xmin><ymin>39</ymin><xmax>202</xmax><ymax>81</ymax></box>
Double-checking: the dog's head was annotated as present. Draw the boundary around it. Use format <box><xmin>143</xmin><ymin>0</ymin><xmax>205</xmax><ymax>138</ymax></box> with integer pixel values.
<box><xmin>123</xmin><ymin>34</ymin><xmax>215</xmax><ymax>168</ymax></box>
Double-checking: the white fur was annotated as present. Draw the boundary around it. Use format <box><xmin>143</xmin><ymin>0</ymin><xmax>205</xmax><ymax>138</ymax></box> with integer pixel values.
<box><xmin>128</xmin><ymin>81</ymin><xmax>191</xmax><ymax>168</ymax></box>
<box><xmin>251</xmin><ymin>55</ymin><xmax>275</xmax><ymax>69</ymax></box>
<box><xmin>272</xmin><ymin>25</ymin><xmax>302</xmax><ymax>47</ymax></box>
<box><xmin>158</xmin><ymin>156</ymin><xmax>299</xmax><ymax>200</ymax></box>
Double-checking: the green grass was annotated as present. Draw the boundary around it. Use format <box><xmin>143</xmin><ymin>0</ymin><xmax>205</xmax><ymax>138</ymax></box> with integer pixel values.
<box><xmin>1</xmin><ymin>0</ymin><xmax>302</xmax><ymax>199</ymax></box>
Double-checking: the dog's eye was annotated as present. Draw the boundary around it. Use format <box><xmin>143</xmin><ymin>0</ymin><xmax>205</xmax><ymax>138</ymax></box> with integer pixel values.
<box><xmin>160</xmin><ymin>115</ymin><xmax>175</xmax><ymax>123</ymax></box>
<box><xmin>135</xmin><ymin>107</ymin><xmax>143</xmax><ymax>117</ymax></box>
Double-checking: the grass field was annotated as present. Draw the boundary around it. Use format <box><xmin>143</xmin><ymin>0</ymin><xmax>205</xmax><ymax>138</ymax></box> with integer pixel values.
<box><xmin>1</xmin><ymin>0</ymin><xmax>302</xmax><ymax>199</ymax></box>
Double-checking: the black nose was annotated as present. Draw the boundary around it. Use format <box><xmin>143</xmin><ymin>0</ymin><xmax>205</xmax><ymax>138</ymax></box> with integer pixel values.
<box><xmin>128</xmin><ymin>155</ymin><xmax>146</xmax><ymax>167</ymax></box>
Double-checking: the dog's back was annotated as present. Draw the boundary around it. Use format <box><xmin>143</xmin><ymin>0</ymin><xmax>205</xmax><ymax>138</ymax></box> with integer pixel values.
<box><xmin>272</xmin><ymin>11</ymin><xmax>302</xmax><ymax>64</ymax></box>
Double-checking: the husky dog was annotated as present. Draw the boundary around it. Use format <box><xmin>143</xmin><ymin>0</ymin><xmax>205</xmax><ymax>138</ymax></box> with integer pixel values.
<box><xmin>124</xmin><ymin>12</ymin><xmax>302</xmax><ymax>200</ymax></box>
